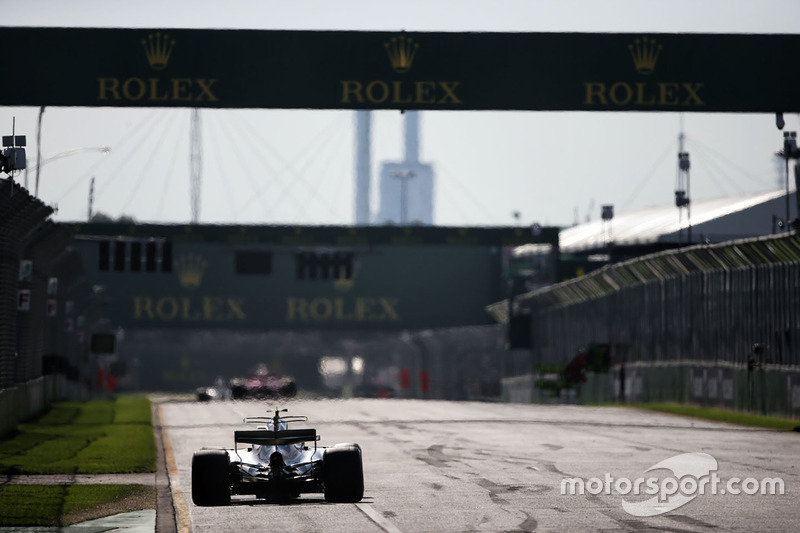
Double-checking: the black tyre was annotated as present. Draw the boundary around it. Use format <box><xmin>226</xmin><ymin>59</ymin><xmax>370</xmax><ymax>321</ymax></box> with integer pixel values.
<box><xmin>280</xmin><ymin>381</ymin><xmax>298</xmax><ymax>398</ymax></box>
<box><xmin>192</xmin><ymin>449</ymin><xmax>231</xmax><ymax>506</ymax></box>
<box><xmin>230</xmin><ymin>385</ymin><xmax>246</xmax><ymax>400</ymax></box>
<box><xmin>323</xmin><ymin>444</ymin><xmax>364</xmax><ymax>502</ymax></box>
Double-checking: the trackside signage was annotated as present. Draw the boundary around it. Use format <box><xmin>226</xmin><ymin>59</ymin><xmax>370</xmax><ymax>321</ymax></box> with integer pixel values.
<box><xmin>1</xmin><ymin>28</ymin><xmax>799</xmax><ymax>112</ymax></box>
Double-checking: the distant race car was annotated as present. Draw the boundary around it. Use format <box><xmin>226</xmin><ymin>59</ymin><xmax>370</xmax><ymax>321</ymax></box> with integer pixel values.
<box><xmin>191</xmin><ymin>408</ymin><xmax>364</xmax><ymax>505</ymax></box>
<box><xmin>195</xmin><ymin>376</ymin><xmax>232</xmax><ymax>402</ymax></box>
<box><xmin>228</xmin><ymin>364</ymin><xmax>298</xmax><ymax>400</ymax></box>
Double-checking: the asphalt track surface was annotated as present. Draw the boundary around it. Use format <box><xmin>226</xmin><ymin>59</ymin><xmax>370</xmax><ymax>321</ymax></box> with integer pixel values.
<box><xmin>160</xmin><ymin>399</ymin><xmax>799</xmax><ymax>532</ymax></box>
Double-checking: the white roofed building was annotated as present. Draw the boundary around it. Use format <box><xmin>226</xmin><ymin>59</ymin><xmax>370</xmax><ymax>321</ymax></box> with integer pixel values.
<box><xmin>513</xmin><ymin>189</ymin><xmax>798</xmax><ymax>283</ymax></box>
<box><xmin>559</xmin><ymin>189</ymin><xmax>796</xmax><ymax>254</ymax></box>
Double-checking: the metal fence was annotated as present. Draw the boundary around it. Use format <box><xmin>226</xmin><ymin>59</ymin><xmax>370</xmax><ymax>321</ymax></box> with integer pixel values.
<box><xmin>0</xmin><ymin>179</ymin><xmax>98</xmax><ymax>394</ymax></box>
<box><xmin>518</xmin><ymin>233</ymin><xmax>800</xmax><ymax>369</ymax></box>
<box><xmin>0</xmin><ymin>179</ymin><xmax>53</xmax><ymax>387</ymax></box>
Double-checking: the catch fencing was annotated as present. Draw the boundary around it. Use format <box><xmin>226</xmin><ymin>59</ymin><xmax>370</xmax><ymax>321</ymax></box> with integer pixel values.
<box><xmin>0</xmin><ymin>179</ymin><xmax>53</xmax><ymax>387</ymax></box>
<box><xmin>513</xmin><ymin>233</ymin><xmax>800</xmax><ymax>416</ymax></box>
<box><xmin>0</xmin><ymin>179</ymin><xmax>94</xmax><ymax>435</ymax></box>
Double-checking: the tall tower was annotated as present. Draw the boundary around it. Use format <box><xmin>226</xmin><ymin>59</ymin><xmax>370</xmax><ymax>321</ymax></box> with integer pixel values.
<box><xmin>375</xmin><ymin>111</ymin><xmax>434</xmax><ymax>225</ymax></box>
<box><xmin>405</xmin><ymin>110</ymin><xmax>419</xmax><ymax>164</ymax></box>
<box><xmin>190</xmin><ymin>108</ymin><xmax>202</xmax><ymax>224</ymax></box>
<box><xmin>354</xmin><ymin>111</ymin><xmax>372</xmax><ymax>225</ymax></box>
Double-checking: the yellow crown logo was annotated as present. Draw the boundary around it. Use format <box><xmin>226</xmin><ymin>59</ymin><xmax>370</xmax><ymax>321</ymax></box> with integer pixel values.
<box><xmin>175</xmin><ymin>253</ymin><xmax>207</xmax><ymax>289</ymax></box>
<box><xmin>142</xmin><ymin>32</ymin><xmax>176</xmax><ymax>70</ymax></box>
<box><xmin>333</xmin><ymin>261</ymin><xmax>358</xmax><ymax>292</ymax></box>
<box><xmin>333</xmin><ymin>273</ymin><xmax>354</xmax><ymax>292</ymax></box>
<box><xmin>628</xmin><ymin>37</ymin><xmax>662</xmax><ymax>75</ymax></box>
<box><xmin>385</xmin><ymin>36</ymin><xmax>419</xmax><ymax>73</ymax></box>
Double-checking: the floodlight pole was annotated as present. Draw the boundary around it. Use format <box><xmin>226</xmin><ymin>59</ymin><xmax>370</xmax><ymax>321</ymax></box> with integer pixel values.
<box><xmin>34</xmin><ymin>106</ymin><xmax>45</xmax><ymax>192</ymax></box>
<box><xmin>687</xmin><ymin>160</ymin><xmax>692</xmax><ymax>244</ymax></box>
<box><xmin>785</xmin><ymin>133</ymin><xmax>792</xmax><ymax>227</ymax></box>
<box><xmin>782</xmin><ymin>131</ymin><xmax>797</xmax><ymax>229</ymax></box>
<box><xmin>679</xmin><ymin>125</ymin><xmax>691</xmax><ymax>244</ymax></box>
<box><xmin>674</xmin><ymin>116</ymin><xmax>692</xmax><ymax>245</ymax></box>
<box><xmin>26</xmin><ymin>145</ymin><xmax>111</xmax><ymax>197</ymax></box>
<box><xmin>786</xmin><ymin>149</ymin><xmax>790</xmax><ymax>227</ymax></box>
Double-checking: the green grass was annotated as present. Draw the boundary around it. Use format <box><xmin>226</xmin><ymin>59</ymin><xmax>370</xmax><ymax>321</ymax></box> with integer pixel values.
<box><xmin>0</xmin><ymin>396</ymin><xmax>156</xmax><ymax>474</ymax></box>
<box><xmin>618</xmin><ymin>403</ymin><xmax>800</xmax><ymax>431</ymax></box>
<box><xmin>0</xmin><ymin>484</ymin><xmax>156</xmax><ymax>526</ymax></box>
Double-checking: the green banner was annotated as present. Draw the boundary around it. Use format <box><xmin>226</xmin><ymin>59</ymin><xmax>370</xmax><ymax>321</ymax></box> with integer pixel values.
<box><xmin>68</xmin><ymin>226</ymin><xmax>548</xmax><ymax>330</ymax></box>
<box><xmin>2</xmin><ymin>28</ymin><xmax>798</xmax><ymax>112</ymax></box>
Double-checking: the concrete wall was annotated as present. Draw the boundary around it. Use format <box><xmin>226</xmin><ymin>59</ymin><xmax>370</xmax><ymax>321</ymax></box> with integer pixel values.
<box><xmin>0</xmin><ymin>375</ymin><xmax>88</xmax><ymax>438</ymax></box>
<box><xmin>502</xmin><ymin>363</ymin><xmax>800</xmax><ymax>419</ymax></box>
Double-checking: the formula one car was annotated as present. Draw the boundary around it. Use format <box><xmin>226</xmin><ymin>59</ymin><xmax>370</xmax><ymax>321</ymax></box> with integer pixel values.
<box><xmin>228</xmin><ymin>364</ymin><xmax>298</xmax><ymax>400</ymax></box>
<box><xmin>191</xmin><ymin>408</ymin><xmax>363</xmax><ymax>505</ymax></box>
<box><xmin>195</xmin><ymin>376</ymin><xmax>232</xmax><ymax>402</ymax></box>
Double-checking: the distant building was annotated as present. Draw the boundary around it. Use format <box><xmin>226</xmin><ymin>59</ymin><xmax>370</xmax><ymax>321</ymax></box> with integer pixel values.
<box><xmin>513</xmin><ymin>189</ymin><xmax>798</xmax><ymax>283</ymax></box>
<box><xmin>559</xmin><ymin>189</ymin><xmax>797</xmax><ymax>256</ymax></box>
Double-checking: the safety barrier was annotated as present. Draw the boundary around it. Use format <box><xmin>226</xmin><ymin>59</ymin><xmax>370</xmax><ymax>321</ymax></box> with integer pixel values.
<box><xmin>505</xmin><ymin>233</ymin><xmax>800</xmax><ymax>417</ymax></box>
<box><xmin>0</xmin><ymin>179</ymin><xmax>102</xmax><ymax>404</ymax></box>
<box><xmin>0</xmin><ymin>179</ymin><xmax>53</xmax><ymax>387</ymax></box>
<box><xmin>0</xmin><ymin>374</ymin><xmax>88</xmax><ymax>438</ymax></box>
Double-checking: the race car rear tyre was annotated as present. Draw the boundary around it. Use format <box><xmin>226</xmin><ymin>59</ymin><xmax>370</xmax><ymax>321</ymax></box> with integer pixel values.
<box><xmin>192</xmin><ymin>449</ymin><xmax>231</xmax><ymax>506</ymax></box>
<box><xmin>323</xmin><ymin>444</ymin><xmax>364</xmax><ymax>502</ymax></box>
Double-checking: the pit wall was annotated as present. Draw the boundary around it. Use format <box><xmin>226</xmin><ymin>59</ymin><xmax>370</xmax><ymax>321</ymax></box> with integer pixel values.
<box><xmin>502</xmin><ymin>363</ymin><xmax>800</xmax><ymax>419</ymax></box>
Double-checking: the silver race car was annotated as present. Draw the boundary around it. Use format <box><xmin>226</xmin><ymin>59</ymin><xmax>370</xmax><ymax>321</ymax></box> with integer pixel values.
<box><xmin>191</xmin><ymin>408</ymin><xmax>364</xmax><ymax>505</ymax></box>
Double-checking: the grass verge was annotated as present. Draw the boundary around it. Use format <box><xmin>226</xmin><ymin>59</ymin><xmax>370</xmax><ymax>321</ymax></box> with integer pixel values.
<box><xmin>0</xmin><ymin>484</ymin><xmax>156</xmax><ymax>527</ymax></box>
<box><xmin>619</xmin><ymin>403</ymin><xmax>800</xmax><ymax>431</ymax></box>
<box><xmin>0</xmin><ymin>395</ymin><xmax>156</xmax><ymax>475</ymax></box>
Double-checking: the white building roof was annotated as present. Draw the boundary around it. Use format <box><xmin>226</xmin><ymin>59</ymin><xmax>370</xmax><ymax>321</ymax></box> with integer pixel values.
<box><xmin>556</xmin><ymin>189</ymin><xmax>794</xmax><ymax>253</ymax></box>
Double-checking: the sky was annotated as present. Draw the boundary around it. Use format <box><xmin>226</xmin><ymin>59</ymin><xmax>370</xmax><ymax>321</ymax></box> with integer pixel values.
<box><xmin>2</xmin><ymin>0</ymin><xmax>799</xmax><ymax>228</ymax></box>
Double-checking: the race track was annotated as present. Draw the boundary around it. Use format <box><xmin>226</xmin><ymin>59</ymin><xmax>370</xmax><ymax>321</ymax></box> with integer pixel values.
<box><xmin>159</xmin><ymin>399</ymin><xmax>799</xmax><ymax>532</ymax></box>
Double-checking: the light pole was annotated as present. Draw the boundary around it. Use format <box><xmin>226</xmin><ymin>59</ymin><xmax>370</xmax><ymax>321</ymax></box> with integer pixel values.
<box><xmin>26</xmin><ymin>146</ymin><xmax>111</xmax><ymax>196</ymax></box>
<box><xmin>678</xmin><ymin>151</ymin><xmax>691</xmax><ymax>244</ymax></box>
<box><xmin>674</xmin><ymin>116</ymin><xmax>692</xmax><ymax>244</ymax></box>
<box><xmin>782</xmin><ymin>131</ymin><xmax>797</xmax><ymax>229</ymax></box>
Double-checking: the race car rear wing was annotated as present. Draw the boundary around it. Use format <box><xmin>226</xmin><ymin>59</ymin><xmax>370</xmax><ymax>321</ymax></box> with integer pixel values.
<box><xmin>244</xmin><ymin>415</ymin><xmax>308</xmax><ymax>425</ymax></box>
<box><xmin>235</xmin><ymin>428</ymin><xmax>318</xmax><ymax>447</ymax></box>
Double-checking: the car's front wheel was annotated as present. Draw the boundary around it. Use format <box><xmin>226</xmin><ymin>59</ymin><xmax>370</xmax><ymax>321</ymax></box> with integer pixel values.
<box><xmin>192</xmin><ymin>449</ymin><xmax>231</xmax><ymax>506</ymax></box>
<box><xmin>323</xmin><ymin>444</ymin><xmax>364</xmax><ymax>502</ymax></box>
